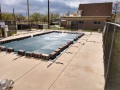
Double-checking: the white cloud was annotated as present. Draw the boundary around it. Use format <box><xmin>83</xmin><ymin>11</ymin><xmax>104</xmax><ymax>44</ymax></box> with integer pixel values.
<box><xmin>0</xmin><ymin>0</ymin><xmax>115</xmax><ymax>15</ymax></box>
<box><xmin>50</xmin><ymin>0</ymin><xmax>115</xmax><ymax>8</ymax></box>
<box><xmin>1</xmin><ymin>0</ymin><xmax>22</xmax><ymax>5</ymax></box>
<box><xmin>65</xmin><ymin>1</ymin><xmax>80</xmax><ymax>8</ymax></box>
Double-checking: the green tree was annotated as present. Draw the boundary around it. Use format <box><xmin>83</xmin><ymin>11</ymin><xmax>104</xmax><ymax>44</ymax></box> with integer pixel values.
<box><xmin>41</xmin><ymin>14</ymin><xmax>48</xmax><ymax>23</ymax></box>
<box><xmin>51</xmin><ymin>13</ymin><xmax>59</xmax><ymax>22</ymax></box>
<box><xmin>2</xmin><ymin>13</ymin><xmax>14</xmax><ymax>20</ymax></box>
<box><xmin>30</xmin><ymin>13</ymin><xmax>41</xmax><ymax>24</ymax></box>
<box><xmin>2</xmin><ymin>12</ymin><xmax>26</xmax><ymax>23</ymax></box>
<box><xmin>16</xmin><ymin>14</ymin><xmax>26</xmax><ymax>23</ymax></box>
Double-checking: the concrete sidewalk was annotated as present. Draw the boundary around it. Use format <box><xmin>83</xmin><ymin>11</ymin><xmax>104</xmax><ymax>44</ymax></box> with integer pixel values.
<box><xmin>0</xmin><ymin>32</ymin><xmax>104</xmax><ymax>90</ymax></box>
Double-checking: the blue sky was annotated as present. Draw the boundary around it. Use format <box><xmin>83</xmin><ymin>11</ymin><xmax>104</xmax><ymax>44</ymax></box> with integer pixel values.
<box><xmin>0</xmin><ymin>0</ymin><xmax>116</xmax><ymax>15</ymax></box>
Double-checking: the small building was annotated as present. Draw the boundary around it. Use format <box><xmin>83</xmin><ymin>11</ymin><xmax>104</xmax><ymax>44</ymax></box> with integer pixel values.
<box><xmin>61</xmin><ymin>2</ymin><xmax>113</xmax><ymax>30</ymax></box>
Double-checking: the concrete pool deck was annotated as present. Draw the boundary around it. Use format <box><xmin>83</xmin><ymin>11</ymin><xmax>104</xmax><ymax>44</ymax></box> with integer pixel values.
<box><xmin>0</xmin><ymin>31</ymin><xmax>104</xmax><ymax>90</ymax></box>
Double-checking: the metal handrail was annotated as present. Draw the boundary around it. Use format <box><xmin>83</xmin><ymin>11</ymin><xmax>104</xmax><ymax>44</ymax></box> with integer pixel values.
<box><xmin>106</xmin><ymin>22</ymin><xmax>120</xmax><ymax>27</ymax></box>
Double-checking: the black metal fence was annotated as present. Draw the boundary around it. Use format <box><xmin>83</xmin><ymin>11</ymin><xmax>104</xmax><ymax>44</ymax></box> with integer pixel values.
<box><xmin>5</xmin><ymin>21</ymin><xmax>16</xmax><ymax>30</ymax></box>
<box><xmin>103</xmin><ymin>22</ymin><xmax>120</xmax><ymax>90</ymax></box>
<box><xmin>17</xmin><ymin>24</ymin><xmax>65</xmax><ymax>30</ymax></box>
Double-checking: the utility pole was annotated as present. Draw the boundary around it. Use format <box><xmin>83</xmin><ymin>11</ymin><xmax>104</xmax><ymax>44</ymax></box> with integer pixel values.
<box><xmin>0</xmin><ymin>3</ymin><xmax>2</xmax><ymax>20</ymax></box>
<box><xmin>27</xmin><ymin>0</ymin><xmax>31</xmax><ymax>30</ymax></box>
<box><xmin>13</xmin><ymin>8</ymin><xmax>16</xmax><ymax>21</ymax></box>
<box><xmin>27</xmin><ymin>0</ymin><xmax>30</xmax><ymax>23</ymax></box>
<box><xmin>13</xmin><ymin>8</ymin><xmax>16</xmax><ymax>30</ymax></box>
<box><xmin>48</xmin><ymin>0</ymin><xmax>50</xmax><ymax>29</ymax></box>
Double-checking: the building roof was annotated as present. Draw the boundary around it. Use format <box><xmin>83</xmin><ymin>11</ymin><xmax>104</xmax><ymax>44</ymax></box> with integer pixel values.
<box><xmin>78</xmin><ymin>2</ymin><xmax>113</xmax><ymax>16</ymax></box>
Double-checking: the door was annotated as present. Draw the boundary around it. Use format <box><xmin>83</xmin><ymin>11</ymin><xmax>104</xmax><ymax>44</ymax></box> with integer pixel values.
<box><xmin>71</xmin><ymin>21</ymin><xmax>78</xmax><ymax>30</ymax></box>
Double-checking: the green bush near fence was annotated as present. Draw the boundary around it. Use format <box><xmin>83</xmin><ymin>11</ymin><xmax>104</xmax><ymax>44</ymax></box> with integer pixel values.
<box><xmin>0</xmin><ymin>28</ymin><xmax>17</xmax><ymax>37</ymax></box>
<box><xmin>8</xmin><ymin>30</ymin><xmax>17</xmax><ymax>36</ymax></box>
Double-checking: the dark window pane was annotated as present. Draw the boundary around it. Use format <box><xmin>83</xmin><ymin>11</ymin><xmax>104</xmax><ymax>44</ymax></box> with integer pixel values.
<box><xmin>79</xmin><ymin>21</ymin><xmax>84</xmax><ymax>24</ymax></box>
<box><xmin>94</xmin><ymin>21</ymin><xmax>101</xmax><ymax>24</ymax></box>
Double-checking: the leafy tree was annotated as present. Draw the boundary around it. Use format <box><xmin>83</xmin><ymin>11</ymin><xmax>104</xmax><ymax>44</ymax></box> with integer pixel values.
<box><xmin>51</xmin><ymin>13</ymin><xmax>59</xmax><ymax>22</ymax></box>
<box><xmin>2</xmin><ymin>13</ymin><xmax>14</xmax><ymax>20</ymax></box>
<box><xmin>30</xmin><ymin>13</ymin><xmax>42</xmax><ymax>24</ymax></box>
<box><xmin>66</xmin><ymin>11</ymin><xmax>71</xmax><ymax>16</ymax></box>
<box><xmin>16</xmin><ymin>14</ymin><xmax>26</xmax><ymax>23</ymax></box>
<box><xmin>113</xmin><ymin>1</ymin><xmax>120</xmax><ymax>22</ymax></box>
<box><xmin>41</xmin><ymin>15</ymin><xmax>48</xmax><ymax>23</ymax></box>
<box><xmin>2</xmin><ymin>12</ymin><xmax>26</xmax><ymax>23</ymax></box>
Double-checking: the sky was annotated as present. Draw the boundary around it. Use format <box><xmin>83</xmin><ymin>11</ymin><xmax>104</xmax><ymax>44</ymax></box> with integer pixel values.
<box><xmin>0</xmin><ymin>0</ymin><xmax>117</xmax><ymax>15</ymax></box>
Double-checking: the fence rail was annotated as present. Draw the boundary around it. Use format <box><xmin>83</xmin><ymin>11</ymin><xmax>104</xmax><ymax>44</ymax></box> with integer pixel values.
<box><xmin>103</xmin><ymin>22</ymin><xmax>120</xmax><ymax>90</ymax></box>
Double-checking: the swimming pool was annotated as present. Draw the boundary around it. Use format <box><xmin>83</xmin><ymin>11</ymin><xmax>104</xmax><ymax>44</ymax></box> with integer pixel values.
<box><xmin>0</xmin><ymin>31</ymin><xmax>84</xmax><ymax>59</ymax></box>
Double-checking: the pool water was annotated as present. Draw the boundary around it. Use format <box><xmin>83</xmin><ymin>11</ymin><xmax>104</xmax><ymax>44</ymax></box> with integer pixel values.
<box><xmin>0</xmin><ymin>32</ymin><xmax>81</xmax><ymax>54</ymax></box>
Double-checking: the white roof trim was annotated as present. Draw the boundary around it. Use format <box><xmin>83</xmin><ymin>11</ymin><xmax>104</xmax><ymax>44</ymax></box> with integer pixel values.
<box><xmin>62</xmin><ymin>16</ymin><xmax>111</xmax><ymax>18</ymax></box>
<box><xmin>61</xmin><ymin>20</ymin><xmax>67</xmax><ymax>21</ymax></box>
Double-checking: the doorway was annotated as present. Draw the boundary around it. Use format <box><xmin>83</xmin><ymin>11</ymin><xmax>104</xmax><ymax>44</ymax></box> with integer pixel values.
<box><xmin>71</xmin><ymin>21</ymin><xmax>78</xmax><ymax>30</ymax></box>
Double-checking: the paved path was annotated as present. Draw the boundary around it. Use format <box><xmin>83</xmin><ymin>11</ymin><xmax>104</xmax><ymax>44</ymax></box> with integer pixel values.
<box><xmin>0</xmin><ymin>32</ymin><xmax>104</xmax><ymax>90</ymax></box>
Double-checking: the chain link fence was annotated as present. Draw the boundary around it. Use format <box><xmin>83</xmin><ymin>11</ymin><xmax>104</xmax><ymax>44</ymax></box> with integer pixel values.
<box><xmin>103</xmin><ymin>22</ymin><xmax>120</xmax><ymax>90</ymax></box>
<box><xmin>17</xmin><ymin>23</ymin><xmax>66</xmax><ymax>31</ymax></box>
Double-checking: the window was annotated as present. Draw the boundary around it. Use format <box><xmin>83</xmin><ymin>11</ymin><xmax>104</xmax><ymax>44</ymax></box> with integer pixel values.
<box><xmin>94</xmin><ymin>21</ymin><xmax>101</xmax><ymax>24</ymax></box>
<box><xmin>98</xmin><ymin>21</ymin><xmax>101</xmax><ymax>24</ymax></box>
<box><xmin>79</xmin><ymin>21</ymin><xmax>84</xmax><ymax>24</ymax></box>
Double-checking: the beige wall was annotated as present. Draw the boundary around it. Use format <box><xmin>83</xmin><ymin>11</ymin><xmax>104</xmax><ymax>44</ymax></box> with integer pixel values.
<box><xmin>61</xmin><ymin>17</ymin><xmax>108</xmax><ymax>30</ymax></box>
<box><xmin>78</xmin><ymin>21</ymin><xmax>105</xmax><ymax>30</ymax></box>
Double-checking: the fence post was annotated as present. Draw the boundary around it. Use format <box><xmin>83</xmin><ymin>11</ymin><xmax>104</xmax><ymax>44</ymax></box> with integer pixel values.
<box><xmin>105</xmin><ymin>24</ymin><xmax>116</xmax><ymax>89</ymax></box>
<box><xmin>104</xmin><ymin>23</ymin><xmax>109</xmax><ymax>49</ymax></box>
<box><xmin>103</xmin><ymin>23</ymin><xmax>109</xmax><ymax>77</ymax></box>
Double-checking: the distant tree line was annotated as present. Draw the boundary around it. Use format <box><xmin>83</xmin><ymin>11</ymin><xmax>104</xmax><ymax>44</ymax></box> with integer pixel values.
<box><xmin>1</xmin><ymin>12</ymin><xmax>60</xmax><ymax>24</ymax></box>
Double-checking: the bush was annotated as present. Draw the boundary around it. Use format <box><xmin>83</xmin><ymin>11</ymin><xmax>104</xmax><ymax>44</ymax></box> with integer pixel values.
<box><xmin>8</xmin><ymin>30</ymin><xmax>17</xmax><ymax>36</ymax></box>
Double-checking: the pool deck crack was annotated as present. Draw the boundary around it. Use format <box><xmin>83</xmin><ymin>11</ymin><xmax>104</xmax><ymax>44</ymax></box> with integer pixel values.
<box><xmin>14</xmin><ymin>61</ymin><xmax>42</xmax><ymax>82</ymax></box>
<box><xmin>48</xmin><ymin>35</ymin><xmax>90</xmax><ymax>90</ymax></box>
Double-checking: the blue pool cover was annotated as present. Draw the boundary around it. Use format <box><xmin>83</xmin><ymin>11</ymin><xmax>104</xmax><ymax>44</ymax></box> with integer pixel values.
<box><xmin>0</xmin><ymin>32</ymin><xmax>82</xmax><ymax>54</ymax></box>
